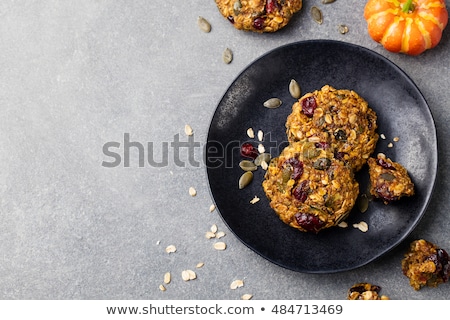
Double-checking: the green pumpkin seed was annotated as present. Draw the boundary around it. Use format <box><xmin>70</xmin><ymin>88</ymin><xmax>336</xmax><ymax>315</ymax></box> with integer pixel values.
<box><xmin>322</xmin><ymin>0</ymin><xmax>336</xmax><ymax>4</ymax></box>
<box><xmin>380</xmin><ymin>173</ymin><xmax>396</xmax><ymax>181</ymax></box>
<box><xmin>238</xmin><ymin>171</ymin><xmax>253</xmax><ymax>189</ymax></box>
<box><xmin>311</xmin><ymin>6</ymin><xmax>323</xmax><ymax>24</ymax></box>
<box><xmin>197</xmin><ymin>16</ymin><xmax>211</xmax><ymax>33</ymax></box>
<box><xmin>254</xmin><ymin>153</ymin><xmax>271</xmax><ymax>166</ymax></box>
<box><xmin>338</xmin><ymin>24</ymin><xmax>349</xmax><ymax>34</ymax></box>
<box><xmin>263</xmin><ymin>98</ymin><xmax>282</xmax><ymax>109</ymax></box>
<box><xmin>239</xmin><ymin>160</ymin><xmax>257</xmax><ymax>171</ymax></box>
<box><xmin>223</xmin><ymin>48</ymin><xmax>233</xmax><ymax>64</ymax></box>
<box><xmin>233</xmin><ymin>0</ymin><xmax>242</xmax><ymax>15</ymax></box>
<box><xmin>289</xmin><ymin>79</ymin><xmax>301</xmax><ymax>99</ymax></box>
<box><xmin>357</xmin><ymin>194</ymin><xmax>369</xmax><ymax>213</ymax></box>
<box><xmin>313</xmin><ymin>158</ymin><xmax>331</xmax><ymax>170</ymax></box>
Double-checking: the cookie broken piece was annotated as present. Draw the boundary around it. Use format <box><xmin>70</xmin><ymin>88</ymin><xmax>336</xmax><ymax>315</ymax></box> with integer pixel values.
<box><xmin>401</xmin><ymin>239</ymin><xmax>450</xmax><ymax>290</ymax></box>
<box><xmin>367</xmin><ymin>153</ymin><xmax>414</xmax><ymax>204</ymax></box>
<box><xmin>215</xmin><ymin>0</ymin><xmax>303</xmax><ymax>33</ymax></box>
<box><xmin>347</xmin><ymin>282</ymin><xmax>389</xmax><ymax>300</ymax></box>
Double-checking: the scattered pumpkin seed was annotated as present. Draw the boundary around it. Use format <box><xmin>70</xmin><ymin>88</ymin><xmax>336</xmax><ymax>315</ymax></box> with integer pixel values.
<box><xmin>197</xmin><ymin>16</ymin><xmax>211</xmax><ymax>33</ymax></box>
<box><xmin>353</xmin><ymin>221</ymin><xmax>369</xmax><ymax>233</ymax></box>
<box><xmin>209</xmin><ymin>204</ymin><xmax>216</xmax><ymax>212</ymax></box>
<box><xmin>250</xmin><ymin>195</ymin><xmax>260</xmax><ymax>204</ymax></box>
<box><xmin>196</xmin><ymin>262</ymin><xmax>204</xmax><ymax>268</ymax></box>
<box><xmin>322</xmin><ymin>0</ymin><xmax>336</xmax><ymax>4</ymax></box>
<box><xmin>257</xmin><ymin>130</ymin><xmax>264</xmax><ymax>142</ymax></box>
<box><xmin>230</xmin><ymin>279</ymin><xmax>244</xmax><ymax>289</ymax></box>
<box><xmin>165</xmin><ymin>245</ymin><xmax>177</xmax><ymax>253</ymax></box>
<box><xmin>159</xmin><ymin>284</ymin><xmax>166</xmax><ymax>291</ymax></box>
<box><xmin>263</xmin><ymin>97</ymin><xmax>282</xmax><ymax>109</ymax></box>
<box><xmin>223</xmin><ymin>48</ymin><xmax>233</xmax><ymax>64</ymax></box>
<box><xmin>241</xmin><ymin>294</ymin><xmax>253</xmax><ymax>300</ymax></box>
<box><xmin>311</xmin><ymin>6</ymin><xmax>323</xmax><ymax>24</ymax></box>
<box><xmin>289</xmin><ymin>79</ymin><xmax>301</xmax><ymax>99</ymax></box>
<box><xmin>254</xmin><ymin>153</ymin><xmax>271</xmax><ymax>166</ymax></box>
<box><xmin>189</xmin><ymin>187</ymin><xmax>197</xmax><ymax>197</ymax></box>
<box><xmin>247</xmin><ymin>127</ymin><xmax>255</xmax><ymax>138</ymax></box>
<box><xmin>338</xmin><ymin>24</ymin><xmax>349</xmax><ymax>34</ymax></box>
<box><xmin>164</xmin><ymin>272</ymin><xmax>171</xmax><ymax>284</ymax></box>
<box><xmin>239</xmin><ymin>171</ymin><xmax>253</xmax><ymax>189</ymax></box>
<box><xmin>357</xmin><ymin>194</ymin><xmax>369</xmax><ymax>213</ymax></box>
<box><xmin>214</xmin><ymin>242</ymin><xmax>227</xmax><ymax>250</ymax></box>
<box><xmin>239</xmin><ymin>160</ymin><xmax>258</xmax><ymax>171</ymax></box>
<box><xmin>184</xmin><ymin>124</ymin><xmax>193</xmax><ymax>136</ymax></box>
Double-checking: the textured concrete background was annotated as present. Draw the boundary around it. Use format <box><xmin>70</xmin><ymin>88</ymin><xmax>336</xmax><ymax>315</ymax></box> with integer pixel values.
<box><xmin>0</xmin><ymin>0</ymin><xmax>449</xmax><ymax>299</ymax></box>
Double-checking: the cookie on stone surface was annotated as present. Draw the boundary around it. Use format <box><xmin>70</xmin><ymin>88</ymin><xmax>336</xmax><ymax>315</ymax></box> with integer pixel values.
<box><xmin>401</xmin><ymin>239</ymin><xmax>450</xmax><ymax>290</ymax></box>
<box><xmin>286</xmin><ymin>85</ymin><xmax>379</xmax><ymax>172</ymax></box>
<box><xmin>262</xmin><ymin>141</ymin><xmax>359</xmax><ymax>233</ymax></box>
<box><xmin>215</xmin><ymin>0</ymin><xmax>303</xmax><ymax>33</ymax></box>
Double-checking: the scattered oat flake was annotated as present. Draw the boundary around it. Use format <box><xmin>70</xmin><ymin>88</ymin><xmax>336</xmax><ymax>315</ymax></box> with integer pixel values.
<box><xmin>261</xmin><ymin>160</ymin><xmax>268</xmax><ymax>170</ymax></box>
<box><xmin>353</xmin><ymin>221</ymin><xmax>369</xmax><ymax>233</ymax></box>
<box><xmin>247</xmin><ymin>128</ymin><xmax>255</xmax><ymax>138</ymax></box>
<box><xmin>257</xmin><ymin>130</ymin><xmax>264</xmax><ymax>142</ymax></box>
<box><xmin>210</xmin><ymin>224</ymin><xmax>218</xmax><ymax>233</ymax></box>
<box><xmin>159</xmin><ymin>284</ymin><xmax>166</xmax><ymax>291</ymax></box>
<box><xmin>241</xmin><ymin>294</ymin><xmax>253</xmax><ymax>300</ymax></box>
<box><xmin>388</xmin><ymin>142</ymin><xmax>393</xmax><ymax>148</ymax></box>
<box><xmin>216</xmin><ymin>231</ymin><xmax>225</xmax><ymax>239</ymax></box>
<box><xmin>165</xmin><ymin>245</ymin><xmax>177</xmax><ymax>253</ymax></box>
<box><xmin>258</xmin><ymin>144</ymin><xmax>265</xmax><ymax>153</ymax></box>
<box><xmin>205</xmin><ymin>231</ymin><xmax>216</xmax><ymax>239</ymax></box>
<box><xmin>156</xmin><ymin>240</ymin><xmax>161</xmax><ymax>245</ymax></box>
<box><xmin>214</xmin><ymin>242</ymin><xmax>227</xmax><ymax>250</ymax></box>
<box><xmin>230</xmin><ymin>279</ymin><xmax>244</xmax><ymax>289</ymax></box>
<box><xmin>380</xmin><ymin>133</ymin><xmax>386</xmax><ymax>139</ymax></box>
<box><xmin>184</xmin><ymin>124</ymin><xmax>193</xmax><ymax>136</ymax></box>
<box><xmin>393</xmin><ymin>137</ymin><xmax>400</xmax><ymax>142</ymax></box>
<box><xmin>196</xmin><ymin>262</ymin><xmax>204</xmax><ymax>268</ymax></box>
<box><xmin>164</xmin><ymin>272</ymin><xmax>171</xmax><ymax>284</ymax></box>
<box><xmin>250</xmin><ymin>196</ymin><xmax>260</xmax><ymax>204</ymax></box>
<box><xmin>187</xmin><ymin>269</ymin><xmax>197</xmax><ymax>280</ymax></box>
<box><xmin>338</xmin><ymin>221</ymin><xmax>348</xmax><ymax>228</ymax></box>
<box><xmin>189</xmin><ymin>187</ymin><xmax>197</xmax><ymax>197</ymax></box>
<box><xmin>181</xmin><ymin>270</ymin><xmax>190</xmax><ymax>281</ymax></box>
<box><xmin>209</xmin><ymin>204</ymin><xmax>216</xmax><ymax>212</ymax></box>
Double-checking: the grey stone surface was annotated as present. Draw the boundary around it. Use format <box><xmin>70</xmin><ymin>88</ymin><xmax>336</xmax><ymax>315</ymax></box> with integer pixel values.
<box><xmin>0</xmin><ymin>0</ymin><xmax>449</xmax><ymax>300</ymax></box>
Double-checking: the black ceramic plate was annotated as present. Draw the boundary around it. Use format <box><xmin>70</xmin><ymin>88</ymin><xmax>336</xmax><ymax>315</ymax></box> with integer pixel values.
<box><xmin>205</xmin><ymin>40</ymin><xmax>437</xmax><ymax>273</ymax></box>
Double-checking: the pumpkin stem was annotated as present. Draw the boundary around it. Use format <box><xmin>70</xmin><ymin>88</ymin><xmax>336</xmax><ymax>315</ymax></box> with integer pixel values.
<box><xmin>402</xmin><ymin>0</ymin><xmax>415</xmax><ymax>13</ymax></box>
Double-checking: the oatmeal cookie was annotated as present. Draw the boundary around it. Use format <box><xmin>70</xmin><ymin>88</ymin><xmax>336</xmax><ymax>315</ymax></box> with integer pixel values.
<box><xmin>401</xmin><ymin>239</ymin><xmax>450</xmax><ymax>290</ymax></box>
<box><xmin>367</xmin><ymin>153</ymin><xmax>414</xmax><ymax>204</ymax></box>
<box><xmin>286</xmin><ymin>85</ymin><xmax>379</xmax><ymax>172</ymax></box>
<box><xmin>262</xmin><ymin>141</ymin><xmax>359</xmax><ymax>233</ymax></box>
<box><xmin>347</xmin><ymin>283</ymin><xmax>390</xmax><ymax>300</ymax></box>
<box><xmin>215</xmin><ymin>0</ymin><xmax>303</xmax><ymax>33</ymax></box>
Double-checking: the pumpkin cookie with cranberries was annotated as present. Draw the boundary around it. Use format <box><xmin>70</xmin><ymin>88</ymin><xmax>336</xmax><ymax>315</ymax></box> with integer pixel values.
<box><xmin>286</xmin><ymin>85</ymin><xmax>379</xmax><ymax>172</ymax></box>
<box><xmin>402</xmin><ymin>239</ymin><xmax>450</xmax><ymax>290</ymax></box>
<box><xmin>367</xmin><ymin>153</ymin><xmax>414</xmax><ymax>204</ymax></box>
<box><xmin>262</xmin><ymin>141</ymin><xmax>359</xmax><ymax>233</ymax></box>
<box><xmin>215</xmin><ymin>0</ymin><xmax>303</xmax><ymax>33</ymax></box>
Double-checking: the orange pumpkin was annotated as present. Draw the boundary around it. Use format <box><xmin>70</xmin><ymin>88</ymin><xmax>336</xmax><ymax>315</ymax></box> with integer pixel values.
<box><xmin>364</xmin><ymin>0</ymin><xmax>448</xmax><ymax>55</ymax></box>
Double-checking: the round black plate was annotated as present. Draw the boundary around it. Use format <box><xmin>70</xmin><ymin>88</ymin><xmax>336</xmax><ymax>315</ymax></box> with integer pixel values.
<box><xmin>205</xmin><ymin>40</ymin><xmax>437</xmax><ymax>273</ymax></box>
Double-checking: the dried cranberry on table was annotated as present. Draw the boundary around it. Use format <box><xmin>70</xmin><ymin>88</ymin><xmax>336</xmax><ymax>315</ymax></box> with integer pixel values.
<box><xmin>240</xmin><ymin>142</ymin><xmax>258</xmax><ymax>159</ymax></box>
